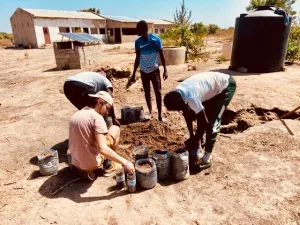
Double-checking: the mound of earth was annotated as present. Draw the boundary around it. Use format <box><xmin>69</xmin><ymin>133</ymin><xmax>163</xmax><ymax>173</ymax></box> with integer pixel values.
<box><xmin>116</xmin><ymin>120</ymin><xmax>184</xmax><ymax>161</ymax></box>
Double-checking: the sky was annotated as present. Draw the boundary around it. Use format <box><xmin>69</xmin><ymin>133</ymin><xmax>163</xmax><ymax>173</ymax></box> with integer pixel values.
<box><xmin>0</xmin><ymin>0</ymin><xmax>299</xmax><ymax>32</ymax></box>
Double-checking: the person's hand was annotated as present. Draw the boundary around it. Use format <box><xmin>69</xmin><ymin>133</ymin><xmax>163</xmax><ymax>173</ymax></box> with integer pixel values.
<box><xmin>113</xmin><ymin>119</ymin><xmax>120</xmax><ymax>127</ymax></box>
<box><xmin>124</xmin><ymin>161</ymin><xmax>135</xmax><ymax>174</ymax></box>
<box><xmin>126</xmin><ymin>75</ymin><xmax>136</xmax><ymax>89</ymax></box>
<box><xmin>163</xmin><ymin>70</ymin><xmax>168</xmax><ymax>81</ymax></box>
<box><xmin>129</xmin><ymin>75</ymin><xmax>136</xmax><ymax>83</ymax></box>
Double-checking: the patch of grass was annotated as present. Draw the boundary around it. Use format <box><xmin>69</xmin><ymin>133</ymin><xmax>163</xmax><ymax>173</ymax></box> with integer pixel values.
<box><xmin>112</xmin><ymin>46</ymin><xmax>121</xmax><ymax>50</ymax></box>
<box><xmin>215</xmin><ymin>55</ymin><xmax>229</xmax><ymax>63</ymax></box>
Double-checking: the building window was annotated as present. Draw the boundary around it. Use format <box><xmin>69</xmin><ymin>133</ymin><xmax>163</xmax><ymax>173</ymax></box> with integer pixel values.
<box><xmin>155</xmin><ymin>29</ymin><xmax>159</xmax><ymax>34</ymax></box>
<box><xmin>107</xmin><ymin>28</ymin><xmax>114</xmax><ymax>36</ymax></box>
<box><xmin>122</xmin><ymin>28</ymin><xmax>137</xmax><ymax>35</ymax></box>
<box><xmin>90</xmin><ymin>28</ymin><xmax>98</xmax><ymax>34</ymax></box>
<box><xmin>72</xmin><ymin>27</ymin><xmax>81</xmax><ymax>33</ymax></box>
<box><xmin>59</xmin><ymin>27</ymin><xmax>71</xmax><ymax>33</ymax></box>
<box><xmin>83</xmin><ymin>28</ymin><xmax>89</xmax><ymax>33</ymax></box>
<box><xmin>100</xmin><ymin>28</ymin><xmax>106</xmax><ymax>34</ymax></box>
<box><xmin>160</xmin><ymin>29</ymin><xmax>165</xmax><ymax>34</ymax></box>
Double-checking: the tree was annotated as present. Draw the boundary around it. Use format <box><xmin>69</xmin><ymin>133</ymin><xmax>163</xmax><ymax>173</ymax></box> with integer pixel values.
<box><xmin>78</xmin><ymin>8</ymin><xmax>100</xmax><ymax>16</ymax></box>
<box><xmin>174</xmin><ymin>0</ymin><xmax>192</xmax><ymax>26</ymax></box>
<box><xmin>208</xmin><ymin>24</ymin><xmax>220</xmax><ymax>34</ymax></box>
<box><xmin>246</xmin><ymin>0</ymin><xmax>297</xmax><ymax>16</ymax></box>
<box><xmin>191</xmin><ymin>22</ymin><xmax>208</xmax><ymax>36</ymax></box>
<box><xmin>161</xmin><ymin>0</ymin><xmax>204</xmax><ymax>60</ymax></box>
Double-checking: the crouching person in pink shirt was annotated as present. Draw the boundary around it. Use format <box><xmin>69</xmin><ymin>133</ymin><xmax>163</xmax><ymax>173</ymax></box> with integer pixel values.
<box><xmin>68</xmin><ymin>91</ymin><xmax>135</xmax><ymax>180</ymax></box>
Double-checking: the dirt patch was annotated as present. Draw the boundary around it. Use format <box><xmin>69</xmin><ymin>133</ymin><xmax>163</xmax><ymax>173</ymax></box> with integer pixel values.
<box><xmin>116</xmin><ymin>120</ymin><xmax>184</xmax><ymax>161</ymax></box>
<box><xmin>115</xmin><ymin>107</ymin><xmax>300</xmax><ymax>160</ymax></box>
<box><xmin>94</xmin><ymin>66</ymin><xmax>131</xmax><ymax>80</ymax></box>
<box><xmin>0</xmin><ymin>39</ymin><xmax>13</xmax><ymax>47</ymax></box>
<box><xmin>221</xmin><ymin>106</ymin><xmax>300</xmax><ymax>134</ymax></box>
<box><xmin>236</xmin><ymin>128</ymin><xmax>300</xmax><ymax>153</ymax></box>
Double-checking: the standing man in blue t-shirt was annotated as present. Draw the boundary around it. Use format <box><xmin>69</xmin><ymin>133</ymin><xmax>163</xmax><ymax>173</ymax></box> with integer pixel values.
<box><xmin>130</xmin><ymin>20</ymin><xmax>168</xmax><ymax>122</ymax></box>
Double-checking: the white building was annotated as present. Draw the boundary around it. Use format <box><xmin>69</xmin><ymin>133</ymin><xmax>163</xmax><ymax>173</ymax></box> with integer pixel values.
<box><xmin>10</xmin><ymin>8</ymin><xmax>106</xmax><ymax>48</ymax></box>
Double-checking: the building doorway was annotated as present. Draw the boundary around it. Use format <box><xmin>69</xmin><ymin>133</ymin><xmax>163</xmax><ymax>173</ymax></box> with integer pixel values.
<box><xmin>115</xmin><ymin>28</ymin><xmax>121</xmax><ymax>43</ymax></box>
<box><xmin>43</xmin><ymin>27</ymin><xmax>51</xmax><ymax>44</ymax></box>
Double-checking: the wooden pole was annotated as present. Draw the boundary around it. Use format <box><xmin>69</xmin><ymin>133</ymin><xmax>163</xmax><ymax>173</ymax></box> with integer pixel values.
<box><xmin>279</xmin><ymin>106</ymin><xmax>300</xmax><ymax>119</ymax></box>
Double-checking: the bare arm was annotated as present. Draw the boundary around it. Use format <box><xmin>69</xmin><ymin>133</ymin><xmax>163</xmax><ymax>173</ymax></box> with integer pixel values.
<box><xmin>106</xmin><ymin>88</ymin><xmax>117</xmax><ymax>123</ymax></box>
<box><xmin>194</xmin><ymin>109</ymin><xmax>209</xmax><ymax>141</ymax></box>
<box><xmin>158</xmin><ymin>49</ymin><xmax>167</xmax><ymax>79</ymax></box>
<box><xmin>183</xmin><ymin>110</ymin><xmax>194</xmax><ymax>139</ymax></box>
<box><xmin>96</xmin><ymin>133</ymin><xmax>134</xmax><ymax>173</ymax></box>
<box><xmin>131</xmin><ymin>49</ymin><xmax>141</xmax><ymax>80</ymax></box>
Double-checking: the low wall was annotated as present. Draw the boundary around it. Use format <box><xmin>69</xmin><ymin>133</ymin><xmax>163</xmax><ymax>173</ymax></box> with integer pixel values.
<box><xmin>53</xmin><ymin>43</ymin><xmax>102</xmax><ymax>69</ymax></box>
<box><xmin>53</xmin><ymin>44</ymin><xmax>81</xmax><ymax>69</ymax></box>
<box><xmin>78</xmin><ymin>44</ymin><xmax>102</xmax><ymax>68</ymax></box>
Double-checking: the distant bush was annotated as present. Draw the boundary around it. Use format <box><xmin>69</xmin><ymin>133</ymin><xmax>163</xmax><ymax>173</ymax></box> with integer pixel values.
<box><xmin>160</xmin><ymin>27</ymin><xmax>181</xmax><ymax>47</ymax></box>
<box><xmin>214</xmin><ymin>27</ymin><xmax>235</xmax><ymax>40</ymax></box>
<box><xmin>286</xmin><ymin>26</ymin><xmax>300</xmax><ymax>63</ymax></box>
<box><xmin>190</xmin><ymin>22</ymin><xmax>208</xmax><ymax>36</ymax></box>
<box><xmin>0</xmin><ymin>32</ymin><xmax>14</xmax><ymax>41</ymax></box>
<box><xmin>208</xmin><ymin>24</ymin><xmax>220</xmax><ymax>34</ymax></box>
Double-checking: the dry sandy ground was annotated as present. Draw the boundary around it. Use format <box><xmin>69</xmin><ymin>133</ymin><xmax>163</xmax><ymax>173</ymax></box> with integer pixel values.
<box><xmin>0</xmin><ymin>41</ymin><xmax>300</xmax><ymax>225</ymax></box>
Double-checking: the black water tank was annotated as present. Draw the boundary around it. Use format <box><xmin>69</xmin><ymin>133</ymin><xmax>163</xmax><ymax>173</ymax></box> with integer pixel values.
<box><xmin>230</xmin><ymin>6</ymin><xmax>292</xmax><ymax>73</ymax></box>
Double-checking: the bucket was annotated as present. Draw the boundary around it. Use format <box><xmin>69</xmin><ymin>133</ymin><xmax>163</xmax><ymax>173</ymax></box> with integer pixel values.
<box><xmin>121</xmin><ymin>107</ymin><xmax>136</xmax><ymax>124</ymax></box>
<box><xmin>134</xmin><ymin>106</ymin><xmax>144</xmax><ymax>121</ymax></box>
<box><xmin>133</xmin><ymin>146</ymin><xmax>150</xmax><ymax>161</ymax></box>
<box><xmin>38</xmin><ymin>148</ymin><xmax>59</xmax><ymax>176</ymax></box>
<box><xmin>172</xmin><ymin>149</ymin><xmax>190</xmax><ymax>181</ymax></box>
<box><xmin>152</xmin><ymin>149</ymin><xmax>171</xmax><ymax>180</ymax></box>
<box><xmin>135</xmin><ymin>158</ymin><xmax>157</xmax><ymax>189</ymax></box>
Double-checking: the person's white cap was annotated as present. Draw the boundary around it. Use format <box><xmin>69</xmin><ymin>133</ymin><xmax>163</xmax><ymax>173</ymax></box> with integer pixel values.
<box><xmin>88</xmin><ymin>91</ymin><xmax>113</xmax><ymax>106</ymax></box>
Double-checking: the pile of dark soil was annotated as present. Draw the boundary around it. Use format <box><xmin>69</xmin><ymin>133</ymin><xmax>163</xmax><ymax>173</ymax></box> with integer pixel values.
<box><xmin>116</xmin><ymin>120</ymin><xmax>184</xmax><ymax>161</ymax></box>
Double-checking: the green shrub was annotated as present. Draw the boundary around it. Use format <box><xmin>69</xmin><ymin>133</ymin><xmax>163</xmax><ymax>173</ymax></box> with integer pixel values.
<box><xmin>286</xmin><ymin>26</ymin><xmax>300</xmax><ymax>63</ymax></box>
<box><xmin>208</xmin><ymin>24</ymin><xmax>220</xmax><ymax>34</ymax></box>
<box><xmin>216</xmin><ymin>55</ymin><xmax>229</xmax><ymax>63</ymax></box>
<box><xmin>0</xmin><ymin>32</ymin><xmax>14</xmax><ymax>41</ymax></box>
<box><xmin>160</xmin><ymin>25</ymin><xmax>204</xmax><ymax>60</ymax></box>
<box><xmin>191</xmin><ymin>22</ymin><xmax>208</xmax><ymax>36</ymax></box>
<box><xmin>6</xmin><ymin>34</ymin><xmax>13</xmax><ymax>41</ymax></box>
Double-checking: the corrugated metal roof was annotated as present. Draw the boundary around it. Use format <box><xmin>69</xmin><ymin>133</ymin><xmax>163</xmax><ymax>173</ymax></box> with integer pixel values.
<box><xmin>145</xmin><ymin>19</ymin><xmax>174</xmax><ymax>25</ymax></box>
<box><xmin>21</xmin><ymin>8</ymin><xmax>105</xmax><ymax>20</ymax></box>
<box><xmin>102</xmin><ymin>15</ymin><xmax>140</xmax><ymax>23</ymax></box>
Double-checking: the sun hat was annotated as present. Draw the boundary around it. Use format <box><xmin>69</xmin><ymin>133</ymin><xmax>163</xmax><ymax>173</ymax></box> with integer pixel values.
<box><xmin>88</xmin><ymin>91</ymin><xmax>113</xmax><ymax>106</ymax></box>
